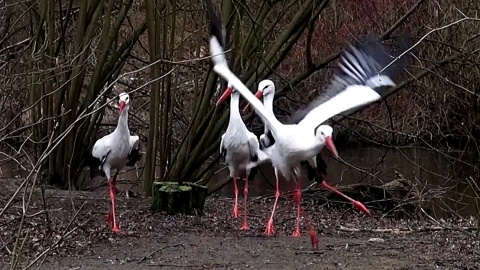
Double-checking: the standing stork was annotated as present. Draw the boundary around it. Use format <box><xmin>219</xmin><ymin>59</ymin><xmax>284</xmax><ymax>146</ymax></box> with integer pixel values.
<box><xmin>217</xmin><ymin>82</ymin><xmax>270</xmax><ymax>230</ymax></box>
<box><xmin>206</xmin><ymin>2</ymin><xmax>410</xmax><ymax>243</ymax></box>
<box><xmin>91</xmin><ymin>92</ymin><xmax>139</xmax><ymax>232</ymax></box>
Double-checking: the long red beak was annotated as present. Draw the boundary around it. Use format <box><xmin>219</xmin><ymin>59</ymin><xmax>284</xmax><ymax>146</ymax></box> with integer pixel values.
<box><xmin>242</xmin><ymin>90</ymin><xmax>263</xmax><ymax>113</ymax></box>
<box><xmin>325</xmin><ymin>136</ymin><xmax>339</xmax><ymax>158</ymax></box>
<box><xmin>119</xmin><ymin>101</ymin><xmax>126</xmax><ymax>113</ymax></box>
<box><xmin>216</xmin><ymin>87</ymin><xmax>233</xmax><ymax>106</ymax></box>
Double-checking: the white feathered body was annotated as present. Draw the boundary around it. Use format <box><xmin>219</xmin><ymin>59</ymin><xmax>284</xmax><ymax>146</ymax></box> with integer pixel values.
<box><xmin>220</xmin><ymin>91</ymin><xmax>269</xmax><ymax>179</ymax></box>
<box><xmin>222</xmin><ymin>126</ymin><xmax>260</xmax><ymax>176</ymax></box>
<box><xmin>91</xmin><ymin>108</ymin><xmax>138</xmax><ymax>178</ymax></box>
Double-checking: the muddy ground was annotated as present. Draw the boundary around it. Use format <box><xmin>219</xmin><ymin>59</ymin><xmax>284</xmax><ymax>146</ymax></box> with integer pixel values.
<box><xmin>0</xmin><ymin>178</ymin><xmax>479</xmax><ymax>270</ymax></box>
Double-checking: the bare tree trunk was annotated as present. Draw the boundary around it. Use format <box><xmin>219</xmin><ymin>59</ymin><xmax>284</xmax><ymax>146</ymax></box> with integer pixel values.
<box><xmin>27</xmin><ymin>0</ymin><xmax>146</xmax><ymax>189</ymax></box>
<box><xmin>144</xmin><ymin>0</ymin><xmax>165</xmax><ymax>195</ymax></box>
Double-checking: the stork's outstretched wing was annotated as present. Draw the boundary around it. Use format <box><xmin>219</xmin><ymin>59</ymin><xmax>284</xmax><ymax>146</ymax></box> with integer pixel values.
<box><xmin>206</xmin><ymin>0</ymin><xmax>283</xmax><ymax>136</ymax></box>
<box><xmin>291</xmin><ymin>34</ymin><xmax>411</xmax><ymax>131</ymax></box>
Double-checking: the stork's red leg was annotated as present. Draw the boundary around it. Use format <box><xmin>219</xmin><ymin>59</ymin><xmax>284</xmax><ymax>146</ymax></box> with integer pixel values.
<box><xmin>292</xmin><ymin>180</ymin><xmax>301</xmax><ymax>237</ymax></box>
<box><xmin>292</xmin><ymin>175</ymin><xmax>319</xmax><ymax>248</ymax></box>
<box><xmin>296</xmin><ymin>200</ymin><xmax>319</xmax><ymax>249</ymax></box>
<box><xmin>320</xmin><ymin>181</ymin><xmax>371</xmax><ymax>216</ymax></box>
<box><xmin>233</xmin><ymin>177</ymin><xmax>239</xmax><ymax>218</ymax></box>
<box><xmin>265</xmin><ymin>171</ymin><xmax>280</xmax><ymax>236</ymax></box>
<box><xmin>108</xmin><ymin>175</ymin><xmax>120</xmax><ymax>233</ymax></box>
<box><xmin>240</xmin><ymin>179</ymin><xmax>249</xmax><ymax>230</ymax></box>
<box><xmin>107</xmin><ymin>177</ymin><xmax>113</xmax><ymax>227</ymax></box>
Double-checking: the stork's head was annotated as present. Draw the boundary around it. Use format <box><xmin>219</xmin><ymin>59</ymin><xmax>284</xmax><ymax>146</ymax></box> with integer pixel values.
<box><xmin>315</xmin><ymin>125</ymin><xmax>338</xmax><ymax>158</ymax></box>
<box><xmin>257</xmin><ymin>79</ymin><xmax>275</xmax><ymax>98</ymax></box>
<box><xmin>216</xmin><ymin>82</ymin><xmax>236</xmax><ymax>106</ymax></box>
<box><xmin>118</xmin><ymin>92</ymin><xmax>130</xmax><ymax>113</ymax></box>
<box><xmin>243</xmin><ymin>79</ymin><xmax>275</xmax><ymax>113</ymax></box>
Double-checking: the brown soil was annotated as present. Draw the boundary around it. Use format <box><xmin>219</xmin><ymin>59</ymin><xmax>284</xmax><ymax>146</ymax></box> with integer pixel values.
<box><xmin>0</xmin><ymin>178</ymin><xmax>479</xmax><ymax>270</ymax></box>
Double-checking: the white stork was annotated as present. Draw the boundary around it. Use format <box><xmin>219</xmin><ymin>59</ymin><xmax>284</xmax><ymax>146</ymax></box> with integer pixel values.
<box><xmin>207</xmin><ymin>4</ymin><xmax>410</xmax><ymax>241</ymax></box>
<box><xmin>91</xmin><ymin>92</ymin><xmax>139</xmax><ymax>233</ymax></box>
<box><xmin>243</xmin><ymin>79</ymin><xmax>351</xmax><ymax>237</ymax></box>
<box><xmin>217</xmin><ymin>82</ymin><xmax>270</xmax><ymax>230</ymax></box>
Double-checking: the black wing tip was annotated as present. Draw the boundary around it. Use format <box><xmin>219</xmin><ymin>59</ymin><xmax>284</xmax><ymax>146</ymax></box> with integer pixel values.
<box><xmin>247</xmin><ymin>166</ymin><xmax>259</xmax><ymax>181</ymax></box>
<box><xmin>387</xmin><ymin>31</ymin><xmax>413</xmax><ymax>77</ymax></box>
<box><xmin>90</xmin><ymin>168</ymin><xmax>105</xmax><ymax>179</ymax></box>
<box><xmin>126</xmin><ymin>147</ymin><xmax>142</xmax><ymax>167</ymax></box>
<box><xmin>204</xmin><ymin>0</ymin><xmax>226</xmax><ymax>48</ymax></box>
<box><xmin>220</xmin><ymin>148</ymin><xmax>227</xmax><ymax>162</ymax></box>
<box><xmin>85</xmin><ymin>152</ymin><xmax>104</xmax><ymax>179</ymax></box>
<box><xmin>390</xmin><ymin>31</ymin><xmax>413</xmax><ymax>54</ymax></box>
<box><xmin>303</xmin><ymin>162</ymin><xmax>317</xmax><ymax>182</ymax></box>
<box><xmin>259</xmin><ymin>131</ymin><xmax>276</xmax><ymax>149</ymax></box>
<box><xmin>316</xmin><ymin>154</ymin><xmax>328</xmax><ymax>175</ymax></box>
<box><xmin>302</xmin><ymin>153</ymin><xmax>328</xmax><ymax>183</ymax></box>
<box><xmin>266</xmin><ymin>131</ymin><xmax>275</xmax><ymax>145</ymax></box>
<box><xmin>287</xmin><ymin>32</ymin><xmax>413</xmax><ymax>125</ymax></box>
<box><xmin>354</xmin><ymin>31</ymin><xmax>412</xmax><ymax>78</ymax></box>
<box><xmin>333</xmin><ymin>32</ymin><xmax>412</xmax><ymax>97</ymax></box>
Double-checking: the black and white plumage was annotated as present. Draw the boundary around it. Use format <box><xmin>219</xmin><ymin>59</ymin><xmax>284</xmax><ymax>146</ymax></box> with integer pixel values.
<box><xmin>90</xmin><ymin>92</ymin><xmax>138</xmax><ymax>233</ymax></box>
<box><xmin>244</xmin><ymin>79</ymin><xmax>336</xmax><ymax>236</ymax></box>
<box><xmin>125</xmin><ymin>136</ymin><xmax>142</xmax><ymax>167</ymax></box>
<box><xmin>87</xmin><ymin>135</ymin><xmax>141</xmax><ymax>179</ymax></box>
<box><xmin>289</xmin><ymin>34</ymin><xmax>411</xmax><ymax>125</ymax></box>
<box><xmin>249</xmin><ymin>79</ymin><xmax>331</xmax><ymax>182</ymax></box>
<box><xmin>217</xmin><ymin>82</ymin><xmax>269</xmax><ymax>230</ymax></box>
<box><xmin>207</xmin><ymin>2</ymin><xmax>410</xmax><ymax>237</ymax></box>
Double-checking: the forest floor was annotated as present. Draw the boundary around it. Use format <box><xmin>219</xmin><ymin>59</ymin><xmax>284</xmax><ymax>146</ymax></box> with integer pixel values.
<box><xmin>0</xmin><ymin>178</ymin><xmax>479</xmax><ymax>270</ymax></box>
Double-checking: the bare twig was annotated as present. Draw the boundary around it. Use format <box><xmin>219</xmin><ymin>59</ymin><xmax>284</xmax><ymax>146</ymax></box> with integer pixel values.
<box><xmin>380</xmin><ymin>17</ymin><xmax>480</xmax><ymax>76</ymax></box>
<box><xmin>138</xmin><ymin>243</ymin><xmax>188</xmax><ymax>263</ymax></box>
<box><xmin>24</xmin><ymin>202</ymin><xmax>88</xmax><ymax>270</ymax></box>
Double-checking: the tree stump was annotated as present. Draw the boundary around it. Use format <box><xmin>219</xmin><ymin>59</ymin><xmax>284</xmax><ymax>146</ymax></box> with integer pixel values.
<box><xmin>151</xmin><ymin>181</ymin><xmax>208</xmax><ymax>215</ymax></box>
<box><xmin>182</xmin><ymin>182</ymin><xmax>208</xmax><ymax>212</ymax></box>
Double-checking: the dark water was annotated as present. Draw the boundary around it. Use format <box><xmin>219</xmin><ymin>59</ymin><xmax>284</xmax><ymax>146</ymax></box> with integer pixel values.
<box><xmin>214</xmin><ymin>146</ymin><xmax>478</xmax><ymax>219</ymax></box>
<box><xmin>1</xmin><ymin>147</ymin><xmax>477</xmax><ymax>218</ymax></box>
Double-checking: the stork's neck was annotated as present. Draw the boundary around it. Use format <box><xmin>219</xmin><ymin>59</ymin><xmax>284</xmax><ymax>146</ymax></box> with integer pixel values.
<box><xmin>263</xmin><ymin>94</ymin><xmax>275</xmax><ymax>117</ymax></box>
<box><xmin>114</xmin><ymin>107</ymin><xmax>130</xmax><ymax>136</ymax></box>
<box><xmin>263</xmin><ymin>93</ymin><xmax>275</xmax><ymax>132</ymax></box>
<box><xmin>228</xmin><ymin>92</ymin><xmax>242</xmax><ymax>125</ymax></box>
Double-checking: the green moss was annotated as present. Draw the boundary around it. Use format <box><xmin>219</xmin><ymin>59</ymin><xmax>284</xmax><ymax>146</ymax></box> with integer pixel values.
<box><xmin>151</xmin><ymin>182</ymin><xmax>208</xmax><ymax>215</ymax></box>
<box><xmin>180</xmin><ymin>186</ymin><xmax>192</xmax><ymax>192</ymax></box>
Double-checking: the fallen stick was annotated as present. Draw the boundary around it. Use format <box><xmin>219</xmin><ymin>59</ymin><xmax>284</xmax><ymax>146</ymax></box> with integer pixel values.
<box><xmin>294</xmin><ymin>251</ymin><xmax>324</xmax><ymax>255</ymax></box>
<box><xmin>138</xmin><ymin>243</ymin><xmax>187</xmax><ymax>263</ymax></box>
<box><xmin>336</xmin><ymin>225</ymin><xmax>478</xmax><ymax>234</ymax></box>
<box><xmin>24</xmin><ymin>202</ymin><xmax>89</xmax><ymax>269</ymax></box>
<box><xmin>147</xmin><ymin>262</ymin><xmax>241</xmax><ymax>268</ymax></box>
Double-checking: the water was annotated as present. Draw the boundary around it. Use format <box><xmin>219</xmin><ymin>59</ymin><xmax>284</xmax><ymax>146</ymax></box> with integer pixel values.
<box><xmin>1</xmin><ymin>147</ymin><xmax>477</xmax><ymax>218</ymax></box>
<box><xmin>213</xmin><ymin>146</ymin><xmax>478</xmax><ymax>219</ymax></box>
